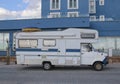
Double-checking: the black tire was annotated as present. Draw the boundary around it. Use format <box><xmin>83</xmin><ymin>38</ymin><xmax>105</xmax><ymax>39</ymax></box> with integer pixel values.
<box><xmin>93</xmin><ymin>62</ymin><xmax>103</xmax><ymax>71</ymax></box>
<box><xmin>43</xmin><ymin>62</ymin><xmax>52</xmax><ymax>70</ymax></box>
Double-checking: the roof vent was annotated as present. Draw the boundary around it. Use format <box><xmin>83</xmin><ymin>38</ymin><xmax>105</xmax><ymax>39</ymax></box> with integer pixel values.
<box><xmin>22</xmin><ymin>28</ymin><xmax>41</xmax><ymax>32</ymax></box>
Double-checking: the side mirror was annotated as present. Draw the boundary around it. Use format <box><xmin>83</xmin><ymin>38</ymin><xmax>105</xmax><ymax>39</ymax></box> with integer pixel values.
<box><xmin>102</xmin><ymin>48</ymin><xmax>104</xmax><ymax>52</ymax></box>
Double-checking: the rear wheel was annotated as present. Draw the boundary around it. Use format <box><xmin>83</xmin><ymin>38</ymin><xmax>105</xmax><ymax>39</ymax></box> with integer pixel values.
<box><xmin>93</xmin><ymin>62</ymin><xmax>103</xmax><ymax>71</ymax></box>
<box><xmin>43</xmin><ymin>62</ymin><xmax>52</xmax><ymax>70</ymax></box>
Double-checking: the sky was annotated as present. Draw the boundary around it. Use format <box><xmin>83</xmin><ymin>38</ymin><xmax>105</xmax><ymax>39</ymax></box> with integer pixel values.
<box><xmin>0</xmin><ymin>0</ymin><xmax>41</xmax><ymax>20</ymax></box>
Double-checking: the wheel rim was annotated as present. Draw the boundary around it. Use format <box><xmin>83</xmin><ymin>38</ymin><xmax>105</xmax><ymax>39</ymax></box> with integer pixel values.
<box><xmin>44</xmin><ymin>63</ymin><xmax>51</xmax><ymax>70</ymax></box>
<box><xmin>96</xmin><ymin>63</ymin><xmax>102</xmax><ymax>70</ymax></box>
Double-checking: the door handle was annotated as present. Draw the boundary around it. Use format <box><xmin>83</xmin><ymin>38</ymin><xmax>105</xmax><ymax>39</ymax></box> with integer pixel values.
<box><xmin>58</xmin><ymin>50</ymin><xmax>60</xmax><ymax>52</ymax></box>
<box><xmin>81</xmin><ymin>53</ymin><xmax>84</xmax><ymax>55</ymax></box>
<box><xmin>38</xmin><ymin>55</ymin><xmax>41</xmax><ymax>56</ymax></box>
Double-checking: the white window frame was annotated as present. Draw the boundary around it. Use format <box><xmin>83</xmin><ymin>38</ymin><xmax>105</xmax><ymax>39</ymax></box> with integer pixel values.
<box><xmin>43</xmin><ymin>39</ymin><xmax>56</xmax><ymax>47</ymax></box>
<box><xmin>99</xmin><ymin>15</ymin><xmax>105</xmax><ymax>21</ymax></box>
<box><xmin>18</xmin><ymin>39</ymin><xmax>38</xmax><ymax>48</ymax></box>
<box><xmin>81</xmin><ymin>33</ymin><xmax>95</xmax><ymax>39</ymax></box>
<box><xmin>89</xmin><ymin>0</ymin><xmax>96</xmax><ymax>13</ymax></box>
<box><xmin>48</xmin><ymin>12</ymin><xmax>61</xmax><ymax>18</ymax></box>
<box><xmin>90</xmin><ymin>16</ymin><xmax>96</xmax><ymax>21</ymax></box>
<box><xmin>67</xmin><ymin>12</ymin><xmax>79</xmax><ymax>17</ymax></box>
<box><xmin>50</xmin><ymin>0</ymin><xmax>61</xmax><ymax>10</ymax></box>
<box><xmin>68</xmin><ymin>0</ymin><xmax>78</xmax><ymax>9</ymax></box>
<box><xmin>99</xmin><ymin>0</ymin><xmax>104</xmax><ymax>6</ymax></box>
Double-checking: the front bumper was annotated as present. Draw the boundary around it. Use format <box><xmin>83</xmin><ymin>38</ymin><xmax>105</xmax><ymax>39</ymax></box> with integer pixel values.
<box><xmin>103</xmin><ymin>56</ymin><xmax>109</xmax><ymax>65</ymax></box>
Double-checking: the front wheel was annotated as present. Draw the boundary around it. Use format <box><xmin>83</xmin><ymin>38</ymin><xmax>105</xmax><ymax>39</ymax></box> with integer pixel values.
<box><xmin>93</xmin><ymin>62</ymin><xmax>103</xmax><ymax>71</ymax></box>
<box><xmin>43</xmin><ymin>62</ymin><xmax>52</xmax><ymax>70</ymax></box>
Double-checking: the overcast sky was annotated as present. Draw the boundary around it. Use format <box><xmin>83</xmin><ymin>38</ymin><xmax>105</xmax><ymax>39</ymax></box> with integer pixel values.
<box><xmin>0</xmin><ymin>0</ymin><xmax>41</xmax><ymax>20</ymax></box>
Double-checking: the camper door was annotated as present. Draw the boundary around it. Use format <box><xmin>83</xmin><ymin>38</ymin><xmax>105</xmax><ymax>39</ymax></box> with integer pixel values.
<box><xmin>57</xmin><ymin>39</ymin><xmax>66</xmax><ymax>55</ymax></box>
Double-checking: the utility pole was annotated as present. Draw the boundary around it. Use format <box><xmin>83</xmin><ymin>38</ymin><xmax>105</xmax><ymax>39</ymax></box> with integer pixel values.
<box><xmin>6</xmin><ymin>39</ymin><xmax>10</xmax><ymax>65</ymax></box>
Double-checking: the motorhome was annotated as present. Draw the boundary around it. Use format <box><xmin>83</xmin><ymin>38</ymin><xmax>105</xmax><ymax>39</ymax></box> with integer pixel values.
<box><xmin>15</xmin><ymin>28</ymin><xmax>108</xmax><ymax>71</ymax></box>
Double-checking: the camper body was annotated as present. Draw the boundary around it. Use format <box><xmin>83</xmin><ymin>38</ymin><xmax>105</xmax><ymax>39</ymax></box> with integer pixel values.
<box><xmin>15</xmin><ymin>28</ymin><xmax>108</xmax><ymax>71</ymax></box>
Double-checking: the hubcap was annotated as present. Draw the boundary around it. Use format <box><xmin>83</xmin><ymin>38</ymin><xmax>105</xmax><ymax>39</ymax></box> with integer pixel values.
<box><xmin>96</xmin><ymin>64</ymin><xmax>102</xmax><ymax>70</ymax></box>
<box><xmin>44</xmin><ymin>63</ymin><xmax>50</xmax><ymax>70</ymax></box>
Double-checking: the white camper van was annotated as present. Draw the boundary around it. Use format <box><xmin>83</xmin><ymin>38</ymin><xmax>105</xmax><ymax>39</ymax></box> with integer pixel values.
<box><xmin>15</xmin><ymin>28</ymin><xmax>108</xmax><ymax>71</ymax></box>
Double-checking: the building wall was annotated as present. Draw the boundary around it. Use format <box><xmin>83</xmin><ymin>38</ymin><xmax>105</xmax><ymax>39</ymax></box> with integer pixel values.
<box><xmin>41</xmin><ymin>0</ymin><xmax>120</xmax><ymax>56</ymax></box>
<box><xmin>90</xmin><ymin>21</ymin><xmax>120</xmax><ymax>36</ymax></box>
<box><xmin>41</xmin><ymin>0</ymin><xmax>89</xmax><ymax>18</ymax></box>
<box><xmin>41</xmin><ymin>0</ymin><xmax>120</xmax><ymax>36</ymax></box>
<box><xmin>0</xmin><ymin>18</ymin><xmax>89</xmax><ymax>30</ymax></box>
<box><xmin>0</xmin><ymin>0</ymin><xmax>120</xmax><ymax>56</ymax></box>
<box><xmin>90</xmin><ymin>0</ymin><xmax>120</xmax><ymax>55</ymax></box>
<box><xmin>94</xmin><ymin>0</ymin><xmax>120</xmax><ymax>20</ymax></box>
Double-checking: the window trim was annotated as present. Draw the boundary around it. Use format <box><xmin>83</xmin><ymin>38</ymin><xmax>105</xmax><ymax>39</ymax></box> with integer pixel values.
<box><xmin>68</xmin><ymin>0</ymin><xmax>78</xmax><ymax>9</ymax></box>
<box><xmin>67</xmin><ymin>12</ymin><xmax>79</xmax><ymax>17</ymax></box>
<box><xmin>99</xmin><ymin>15</ymin><xmax>105</xmax><ymax>21</ymax></box>
<box><xmin>89</xmin><ymin>0</ymin><xmax>96</xmax><ymax>14</ymax></box>
<box><xmin>18</xmin><ymin>39</ymin><xmax>38</xmax><ymax>48</ymax></box>
<box><xmin>43</xmin><ymin>39</ymin><xmax>56</xmax><ymax>47</ymax></box>
<box><xmin>99</xmin><ymin>0</ymin><xmax>104</xmax><ymax>6</ymax></box>
<box><xmin>81</xmin><ymin>33</ymin><xmax>96</xmax><ymax>39</ymax></box>
<box><xmin>48</xmin><ymin>12</ymin><xmax>61</xmax><ymax>18</ymax></box>
<box><xmin>50</xmin><ymin>0</ymin><xmax>61</xmax><ymax>10</ymax></box>
<box><xmin>90</xmin><ymin>16</ymin><xmax>96</xmax><ymax>21</ymax></box>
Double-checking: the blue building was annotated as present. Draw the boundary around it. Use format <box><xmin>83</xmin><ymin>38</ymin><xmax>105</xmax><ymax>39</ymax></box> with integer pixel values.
<box><xmin>0</xmin><ymin>0</ymin><xmax>120</xmax><ymax>56</ymax></box>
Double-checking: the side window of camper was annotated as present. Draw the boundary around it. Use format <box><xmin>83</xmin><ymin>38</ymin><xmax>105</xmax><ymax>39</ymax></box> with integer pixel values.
<box><xmin>43</xmin><ymin>39</ymin><xmax>56</xmax><ymax>47</ymax></box>
<box><xmin>81</xmin><ymin>33</ymin><xmax>95</xmax><ymax>39</ymax></box>
<box><xmin>18</xmin><ymin>39</ymin><xmax>38</xmax><ymax>48</ymax></box>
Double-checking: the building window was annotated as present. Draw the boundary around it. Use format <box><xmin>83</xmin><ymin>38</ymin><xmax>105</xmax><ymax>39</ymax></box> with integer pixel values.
<box><xmin>68</xmin><ymin>12</ymin><xmax>79</xmax><ymax>17</ymax></box>
<box><xmin>50</xmin><ymin>0</ymin><xmax>60</xmax><ymax>10</ymax></box>
<box><xmin>43</xmin><ymin>39</ymin><xmax>56</xmax><ymax>47</ymax></box>
<box><xmin>99</xmin><ymin>0</ymin><xmax>104</xmax><ymax>6</ymax></box>
<box><xmin>18</xmin><ymin>39</ymin><xmax>38</xmax><ymax>48</ymax></box>
<box><xmin>49</xmin><ymin>12</ymin><xmax>60</xmax><ymax>18</ymax></box>
<box><xmin>99</xmin><ymin>15</ymin><xmax>105</xmax><ymax>21</ymax></box>
<box><xmin>89</xmin><ymin>0</ymin><xmax>96</xmax><ymax>13</ymax></box>
<box><xmin>0</xmin><ymin>33</ymin><xmax>9</xmax><ymax>51</ymax></box>
<box><xmin>90</xmin><ymin>16</ymin><xmax>96</xmax><ymax>21</ymax></box>
<box><xmin>68</xmin><ymin>0</ymin><xmax>78</xmax><ymax>9</ymax></box>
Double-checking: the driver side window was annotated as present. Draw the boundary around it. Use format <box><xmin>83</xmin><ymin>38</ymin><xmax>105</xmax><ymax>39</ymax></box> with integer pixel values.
<box><xmin>81</xmin><ymin>44</ymin><xmax>91</xmax><ymax>52</ymax></box>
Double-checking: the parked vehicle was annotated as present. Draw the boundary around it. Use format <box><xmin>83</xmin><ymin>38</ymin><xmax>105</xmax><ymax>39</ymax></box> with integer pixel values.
<box><xmin>15</xmin><ymin>28</ymin><xmax>108</xmax><ymax>71</ymax></box>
